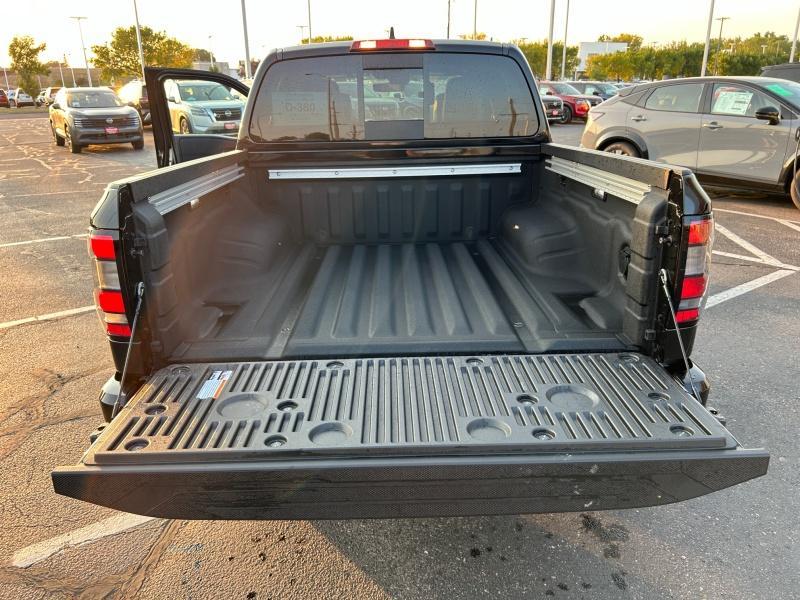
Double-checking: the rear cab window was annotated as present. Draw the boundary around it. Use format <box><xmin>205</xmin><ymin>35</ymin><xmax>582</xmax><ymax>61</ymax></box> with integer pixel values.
<box><xmin>249</xmin><ymin>52</ymin><xmax>539</xmax><ymax>142</ymax></box>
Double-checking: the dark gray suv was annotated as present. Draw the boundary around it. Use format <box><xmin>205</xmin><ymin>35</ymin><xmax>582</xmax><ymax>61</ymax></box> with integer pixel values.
<box><xmin>581</xmin><ymin>76</ymin><xmax>800</xmax><ymax>209</ymax></box>
<box><xmin>49</xmin><ymin>87</ymin><xmax>144</xmax><ymax>153</ymax></box>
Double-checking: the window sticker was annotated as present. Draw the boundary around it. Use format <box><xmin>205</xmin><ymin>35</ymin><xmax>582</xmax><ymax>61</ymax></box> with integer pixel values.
<box><xmin>712</xmin><ymin>90</ymin><xmax>752</xmax><ymax>115</ymax></box>
<box><xmin>271</xmin><ymin>92</ymin><xmax>330</xmax><ymax>124</ymax></box>
<box><xmin>765</xmin><ymin>83</ymin><xmax>792</xmax><ymax>98</ymax></box>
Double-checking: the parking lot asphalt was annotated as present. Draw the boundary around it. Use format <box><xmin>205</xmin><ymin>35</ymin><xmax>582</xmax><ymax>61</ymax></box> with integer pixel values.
<box><xmin>1</xmin><ymin>117</ymin><xmax>798</xmax><ymax>599</ymax></box>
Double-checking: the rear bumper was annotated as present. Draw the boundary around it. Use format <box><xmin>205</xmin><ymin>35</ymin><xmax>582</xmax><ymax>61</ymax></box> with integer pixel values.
<box><xmin>53</xmin><ymin>448</ymin><xmax>768</xmax><ymax>520</ymax></box>
<box><xmin>52</xmin><ymin>352</ymin><xmax>768</xmax><ymax>519</ymax></box>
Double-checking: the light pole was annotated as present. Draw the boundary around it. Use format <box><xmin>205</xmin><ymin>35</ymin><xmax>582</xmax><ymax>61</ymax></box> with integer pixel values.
<box><xmin>57</xmin><ymin>60</ymin><xmax>65</xmax><ymax>86</ymax></box>
<box><xmin>2</xmin><ymin>66</ymin><xmax>9</xmax><ymax>90</ymax></box>
<box><xmin>473</xmin><ymin>0</ymin><xmax>477</xmax><ymax>40</ymax></box>
<box><xmin>792</xmin><ymin>6</ymin><xmax>800</xmax><ymax>63</ymax></box>
<box><xmin>297</xmin><ymin>25</ymin><xmax>308</xmax><ymax>44</ymax></box>
<box><xmin>560</xmin><ymin>0</ymin><xmax>570</xmax><ymax>80</ymax></box>
<box><xmin>240</xmin><ymin>0</ymin><xmax>252</xmax><ymax>78</ymax></box>
<box><xmin>700</xmin><ymin>0</ymin><xmax>715</xmax><ymax>76</ymax></box>
<box><xmin>307</xmin><ymin>0</ymin><xmax>312</xmax><ymax>43</ymax></box>
<box><xmin>65</xmin><ymin>54</ymin><xmax>76</xmax><ymax>86</ymax></box>
<box><xmin>208</xmin><ymin>35</ymin><xmax>216</xmax><ymax>71</ymax></box>
<box><xmin>69</xmin><ymin>16</ymin><xmax>92</xmax><ymax>86</ymax></box>
<box><xmin>545</xmin><ymin>0</ymin><xmax>555</xmax><ymax>80</ymax></box>
<box><xmin>446</xmin><ymin>0</ymin><xmax>451</xmax><ymax>39</ymax></box>
<box><xmin>132</xmin><ymin>0</ymin><xmax>146</xmax><ymax>80</ymax></box>
<box><xmin>714</xmin><ymin>16</ymin><xmax>729</xmax><ymax>75</ymax></box>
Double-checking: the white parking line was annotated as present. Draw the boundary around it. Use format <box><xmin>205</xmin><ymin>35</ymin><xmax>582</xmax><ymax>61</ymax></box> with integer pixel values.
<box><xmin>706</xmin><ymin>269</ymin><xmax>795</xmax><ymax>308</ymax></box>
<box><xmin>714</xmin><ymin>223</ymin><xmax>783</xmax><ymax>267</ymax></box>
<box><xmin>779</xmin><ymin>219</ymin><xmax>800</xmax><ymax>234</ymax></box>
<box><xmin>2</xmin><ymin>190</ymin><xmax>85</xmax><ymax>198</ymax></box>
<box><xmin>715</xmin><ymin>207</ymin><xmax>800</xmax><ymax>226</ymax></box>
<box><xmin>0</xmin><ymin>305</ymin><xmax>95</xmax><ymax>330</ymax></box>
<box><xmin>11</xmin><ymin>513</ymin><xmax>156</xmax><ymax>568</ymax></box>
<box><xmin>712</xmin><ymin>250</ymin><xmax>800</xmax><ymax>272</ymax></box>
<box><xmin>0</xmin><ymin>233</ymin><xmax>87</xmax><ymax>249</ymax></box>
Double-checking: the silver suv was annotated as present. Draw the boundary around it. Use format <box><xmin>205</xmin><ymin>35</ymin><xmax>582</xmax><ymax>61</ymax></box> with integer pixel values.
<box><xmin>164</xmin><ymin>79</ymin><xmax>245</xmax><ymax>136</ymax></box>
<box><xmin>581</xmin><ymin>76</ymin><xmax>800</xmax><ymax>209</ymax></box>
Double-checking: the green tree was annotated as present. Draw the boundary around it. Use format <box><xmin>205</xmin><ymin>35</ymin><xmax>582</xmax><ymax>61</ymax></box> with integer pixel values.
<box><xmin>193</xmin><ymin>48</ymin><xmax>212</xmax><ymax>62</ymax></box>
<box><xmin>91</xmin><ymin>26</ymin><xmax>194</xmax><ymax>81</ymax></box>
<box><xmin>300</xmin><ymin>35</ymin><xmax>353</xmax><ymax>45</ymax></box>
<box><xmin>8</xmin><ymin>36</ymin><xmax>49</xmax><ymax>94</ymax></box>
<box><xmin>516</xmin><ymin>40</ymin><xmax>580</xmax><ymax>79</ymax></box>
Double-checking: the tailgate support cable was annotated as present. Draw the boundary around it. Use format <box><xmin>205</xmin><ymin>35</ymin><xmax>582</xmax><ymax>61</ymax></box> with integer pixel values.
<box><xmin>659</xmin><ymin>269</ymin><xmax>699</xmax><ymax>401</ymax></box>
<box><xmin>112</xmin><ymin>282</ymin><xmax>145</xmax><ymax>419</ymax></box>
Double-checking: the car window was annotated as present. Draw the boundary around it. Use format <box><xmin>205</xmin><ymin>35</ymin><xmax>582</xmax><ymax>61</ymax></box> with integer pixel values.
<box><xmin>66</xmin><ymin>90</ymin><xmax>124</xmax><ymax>108</ymax></box>
<box><xmin>250</xmin><ymin>53</ymin><xmax>539</xmax><ymax>142</ymax></box>
<box><xmin>178</xmin><ymin>82</ymin><xmax>235</xmax><ymax>102</ymax></box>
<box><xmin>550</xmin><ymin>83</ymin><xmax>581</xmax><ymax>95</ymax></box>
<box><xmin>710</xmin><ymin>83</ymin><xmax>773</xmax><ymax>117</ymax></box>
<box><xmin>644</xmin><ymin>83</ymin><xmax>703</xmax><ymax>113</ymax></box>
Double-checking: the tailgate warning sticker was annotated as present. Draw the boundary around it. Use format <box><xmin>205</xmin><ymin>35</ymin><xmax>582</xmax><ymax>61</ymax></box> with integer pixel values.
<box><xmin>196</xmin><ymin>370</ymin><xmax>232</xmax><ymax>400</ymax></box>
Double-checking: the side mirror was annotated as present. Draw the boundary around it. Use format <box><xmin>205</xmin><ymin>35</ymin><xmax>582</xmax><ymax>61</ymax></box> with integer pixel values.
<box><xmin>167</xmin><ymin>96</ymin><xmax>177</xmax><ymax>103</ymax></box>
<box><xmin>51</xmin><ymin>102</ymin><xmax>60</xmax><ymax>110</ymax></box>
<box><xmin>593</xmin><ymin>91</ymin><xmax>602</xmax><ymax>96</ymax></box>
<box><xmin>755</xmin><ymin>106</ymin><xmax>780</xmax><ymax>125</ymax></box>
<box><xmin>127</xmin><ymin>101</ymin><xmax>136</xmax><ymax>107</ymax></box>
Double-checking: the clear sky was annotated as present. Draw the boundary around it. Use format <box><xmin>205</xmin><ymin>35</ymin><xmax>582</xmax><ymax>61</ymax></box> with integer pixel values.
<box><xmin>1</xmin><ymin>0</ymin><xmax>798</xmax><ymax>68</ymax></box>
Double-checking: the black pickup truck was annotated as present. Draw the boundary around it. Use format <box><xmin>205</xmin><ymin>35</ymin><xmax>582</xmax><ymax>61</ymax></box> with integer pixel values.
<box><xmin>53</xmin><ymin>39</ymin><xmax>767</xmax><ymax>520</ymax></box>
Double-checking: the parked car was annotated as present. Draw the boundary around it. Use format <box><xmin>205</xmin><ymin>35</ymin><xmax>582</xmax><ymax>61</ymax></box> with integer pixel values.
<box><xmin>538</xmin><ymin>81</ymin><xmax>602</xmax><ymax>123</ymax></box>
<box><xmin>49</xmin><ymin>87</ymin><xmax>144</xmax><ymax>153</ymax></box>
<box><xmin>117</xmin><ymin>80</ymin><xmax>150</xmax><ymax>125</ymax></box>
<box><xmin>51</xmin><ymin>41</ymin><xmax>767</xmax><ymax>520</ymax></box>
<box><xmin>566</xmin><ymin>80</ymin><xmax>619</xmax><ymax>100</ymax></box>
<box><xmin>163</xmin><ymin>78</ymin><xmax>244</xmax><ymax>135</ymax></box>
<box><xmin>581</xmin><ymin>76</ymin><xmax>800</xmax><ymax>210</ymax></box>
<box><xmin>44</xmin><ymin>86</ymin><xmax>62</xmax><ymax>106</ymax></box>
<box><xmin>35</xmin><ymin>89</ymin><xmax>47</xmax><ymax>107</ymax></box>
<box><xmin>760</xmin><ymin>63</ymin><xmax>800</xmax><ymax>83</ymax></box>
<box><xmin>540</xmin><ymin>93</ymin><xmax>565</xmax><ymax>122</ymax></box>
<box><xmin>0</xmin><ymin>89</ymin><xmax>9</xmax><ymax>108</ymax></box>
<box><xmin>8</xmin><ymin>88</ymin><xmax>34</xmax><ymax>108</ymax></box>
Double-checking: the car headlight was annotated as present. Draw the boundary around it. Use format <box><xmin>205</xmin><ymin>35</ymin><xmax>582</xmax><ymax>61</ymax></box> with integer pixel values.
<box><xmin>190</xmin><ymin>106</ymin><xmax>210</xmax><ymax>118</ymax></box>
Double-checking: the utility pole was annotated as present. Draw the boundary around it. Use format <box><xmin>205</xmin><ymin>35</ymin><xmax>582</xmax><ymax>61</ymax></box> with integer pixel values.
<box><xmin>132</xmin><ymin>0</ymin><xmax>146</xmax><ymax>80</ymax></box>
<box><xmin>700</xmin><ymin>0</ymin><xmax>715</xmax><ymax>76</ymax></box>
<box><xmin>65</xmin><ymin>54</ymin><xmax>76</xmax><ymax>86</ymax></box>
<box><xmin>545</xmin><ymin>0</ymin><xmax>555</xmax><ymax>80</ymax></box>
<box><xmin>208</xmin><ymin>35</ymin><xmax>216</xmax><ymax>70</ymax></box>
<box><xmin>241</xmin><ymin>0</ymin><xmax>252</xmax><ymax>78</ymax></box>
<box><xmin>69</xmin><ymin>16</ymin><xmax>92</xmax><ymax>86</ymax></box>
<box><xmin>473</xmin><ymin>0</ymin><xmax>477</xmax><ymax>40</ymax></box>
<box><xmin>714</xmin><ymin>16</ymin><xmax>729</xmax><ymax>75</ymax></box>
<box><xmin>792</xmin><ymin>6</ymin><xmax>800</xmax><ymax>62</ymax></box>
<box><xmin>447</xmin><ymin>0</ymin><xmax>451</xmax><ymax>39</ymax></box>
<box><xmin>560</xmin><ymin>0</ymin><xmax>570</xmax><ymax>80</ymax></box>
<box><xmin>307</xmin><ymin>0</ymin><xmax>312</xmax><ymax>43</ymax></box>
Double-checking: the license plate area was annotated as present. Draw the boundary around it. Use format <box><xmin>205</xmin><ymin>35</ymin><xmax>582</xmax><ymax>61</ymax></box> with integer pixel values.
<box><xmin>105</xmin><ymin>126</ymin><xmax>119</xmax><ymax>135</ymax></box>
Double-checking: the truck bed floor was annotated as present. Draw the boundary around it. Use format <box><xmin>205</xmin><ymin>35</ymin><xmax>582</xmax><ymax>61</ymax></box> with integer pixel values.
<box><xmin>174</xmin><ymin>240</ymin><xmax>623</xmax><ymax>362</ymax></box>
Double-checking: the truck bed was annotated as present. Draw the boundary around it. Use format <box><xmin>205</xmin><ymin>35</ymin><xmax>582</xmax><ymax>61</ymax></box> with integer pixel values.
<box><xmin>173</xmin><ymin>238</ymin><xmax>624</xmax><ymax>362</ymax></box>
<box><xmin>53</xmin><ymin>351</ymin><xmax>768</xmax><ymax>519</ymax></box>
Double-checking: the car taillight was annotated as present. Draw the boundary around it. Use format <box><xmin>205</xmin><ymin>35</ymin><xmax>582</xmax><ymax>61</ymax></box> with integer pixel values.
<box><xmin>676</xmin><ymin>215</ymin><xmax>713</xmax><ymax>324</ymax></box>
<box><xmin>88</xmin><ymin>231</ymin><xmax>130</xmax><ymax>337</ymax></box>
<box><xmin>350</xmin><ymin>39</ymin><xmax>435</xmax><ymax>51</ymax></box>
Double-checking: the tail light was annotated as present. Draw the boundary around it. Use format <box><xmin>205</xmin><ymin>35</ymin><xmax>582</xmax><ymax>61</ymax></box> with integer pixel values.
<box><xmin>675</xmin><ymin>215</ymin><xmax>714</xmax><ymax>324</ymax></box>
<box><xmin>89</xmin><ymin>231</ymin><xmax>130</xmax><ymax>337</ymax></box>
<box><xmin>350</xmin><ymin>39</ymin><xmax>435</xmax><ymax>51</ymax></box>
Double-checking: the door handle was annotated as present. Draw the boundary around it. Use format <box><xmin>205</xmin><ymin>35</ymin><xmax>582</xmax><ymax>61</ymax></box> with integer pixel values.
<box><xmin>703</xmin><ymin>121</ymin><xmax>723</xmax><ymax>130</ymax></box>
<box><xmin>631</xmin><ymin>115</ymin><xmax>647</xmax><ymax>122</ymax></box>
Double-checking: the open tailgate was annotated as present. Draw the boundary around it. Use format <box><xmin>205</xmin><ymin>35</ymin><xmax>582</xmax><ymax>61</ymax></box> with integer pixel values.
<box><xmin>53</xmin><ymin>352</ymin><xmax>767</xmax><ymax>519</ymax></box>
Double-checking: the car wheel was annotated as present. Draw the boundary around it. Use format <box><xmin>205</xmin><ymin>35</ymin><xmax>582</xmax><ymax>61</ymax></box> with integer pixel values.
<box><xmin>179</xmin><ymin>118</ymin><xmax>192</xmax><ymax>134</ymax></box>
<box><xmin>132</xmin><ymin>139</ymin><xmax>144</xmax><ymax>150</ymax></box>
<box><xmin>790</xmin><ymin>169</ymin><xmax>800</xmax><ymax>212</ymax></box>
<box><xmin>51</xmin><ymin>122</ymin><xmax>65</xmax><ymax>146</ymax></box>
<box><xmin>65</xmin><ymin>126</ymin><xmax>82</xmax><ymax>154</ymax></box>
<box><xmin>559</xmin><ymin>105</ymin><xmax>572</xmax><ymax>124</ymax></box>
<box><xmin>603</xmin><ymin>141</ymin><xmax>639</xmax><ymax>158</ymax></box>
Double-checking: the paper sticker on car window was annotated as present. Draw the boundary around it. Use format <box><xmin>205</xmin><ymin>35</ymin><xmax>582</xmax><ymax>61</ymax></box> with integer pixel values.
<box><xmin>271</xmin><ymin>92</ymin><xmax>329</xmax><ymax>124</ymax></box>
<box><xmin>765</xmin><ymin>83</ymin><xmax>792</xmax><ymax>98</ymax></box>
<box><xmin>712</xmin><ymin>90</ymin><xmax>752</xmax><ymax>116</ymax></box>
